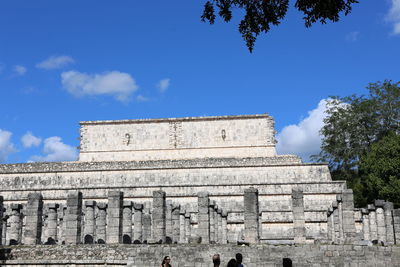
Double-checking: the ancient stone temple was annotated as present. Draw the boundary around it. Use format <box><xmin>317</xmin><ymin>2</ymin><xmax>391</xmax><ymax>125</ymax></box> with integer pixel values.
<box><xmin>0</xmin><ymin>114</ymin><xmax>399</xmax><ymax>266</ymax></box>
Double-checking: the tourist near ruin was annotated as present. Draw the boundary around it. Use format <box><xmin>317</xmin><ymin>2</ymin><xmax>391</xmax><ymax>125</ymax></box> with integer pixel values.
<box><xmin>0</xmin><ymin>114</ymin><xmax>399</xmax><ymax>266</ymax></box>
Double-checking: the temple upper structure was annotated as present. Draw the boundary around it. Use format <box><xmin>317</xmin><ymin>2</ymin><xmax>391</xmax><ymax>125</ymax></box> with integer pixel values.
<box><xmin>79</xmin><ymin>114</ymin><xmax>279</xmax><ymax>162</ymax></box>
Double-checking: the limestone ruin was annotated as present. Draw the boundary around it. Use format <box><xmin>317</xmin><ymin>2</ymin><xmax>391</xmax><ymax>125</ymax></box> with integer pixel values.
<box><xmin>0</xmin><ymin>114</ymin><xmax>399</xmax><ymax>266</ymax></box>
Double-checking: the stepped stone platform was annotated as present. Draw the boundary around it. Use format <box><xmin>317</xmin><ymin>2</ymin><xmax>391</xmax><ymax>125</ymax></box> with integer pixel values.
<box><xmin>0</xmin><ymin>114</ymin><xmax>399</xmax><ymax>266</ymax></box>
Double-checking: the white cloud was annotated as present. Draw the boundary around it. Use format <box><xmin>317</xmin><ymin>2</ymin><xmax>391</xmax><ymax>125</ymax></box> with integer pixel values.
<box><xmin>345</xmin><ymin>31</ymin><xmax>360</xmax><ymax>42</ymax></box>
<box><xmin>36</xmin><ymin>55</ymin><xmax>75</xmax><ymax>70</ymax></box>
<box><xmin>61</xmin><ymin>70</ymin><xmax>138</xmax><ymax>102</ymax></box>
<box><xmin>14</xmin><ymin>65</ymin><xmax>27</xmax><ymax>76</ymax></box>
<box><xmin>386</xmin><ymin>0</ymin><xmax>400</xmax><ymax>35</ymax></box>
<box><xmin>21</xmin><ymin>132</ymin><xmax>42</xmax><ymax>148</ymax></box>
<box><xmin>0</xmin><ymin>129</ymin><xmax>17</xmax><ymax>162</ymax></box>
<box><xmin>136</xmin><ymin>94</ymin><xmax>149</xmax><ymax>102</ymax></box>
<box><xmin>30</xmin><ymin>136</ymin><xmax>78</xmax><ymax>162</ymax></box>
<box><xmin>157</xmin><ymin>78</ymin><xmax>170</xmax><ymax>93</ymax></box>
<box><xmin>276</xmin><ymin>99</ymin><xmax>328</xmax><ymax>162</ymax></box>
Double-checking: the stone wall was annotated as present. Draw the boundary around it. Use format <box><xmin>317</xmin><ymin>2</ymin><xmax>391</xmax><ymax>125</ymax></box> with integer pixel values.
<box><xmin>1</xmin><ymin>244</ymin><xmax>399</xmax><ymax>266</ymax></box>
<box><xmin>0</xmin><ymin>157</ymin><xmax>343</xmax><ymax>242</ymax></box>
<box><xmin>79</xmin><ymin>114</ymin><xmax>277</xmax><ymax>161</ymax></box>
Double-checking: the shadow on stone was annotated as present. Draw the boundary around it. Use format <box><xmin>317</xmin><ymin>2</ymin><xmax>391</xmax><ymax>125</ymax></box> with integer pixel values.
<box><xmin>9</xmin><ymin>239</ymin><xmax>18</xmax><ymax>246</ymax></box>
<box><xmin>123</xmin><ymin>235</ymin><xmax>132</xmax><ymax>244</ymax></box>
<box><xmin>283</xmin><ymin>258</ymin><xmax>292</xmax><ymax>267</ymax></box>
<box><xmin>84</xmin><ymin>235</ymin><xmax>94</xmax><ymax>244</ymax></box>
<box><xmin>45</xmin><ymin>237</ymin><xmax>56</xmax><ymax>245</ymax></box>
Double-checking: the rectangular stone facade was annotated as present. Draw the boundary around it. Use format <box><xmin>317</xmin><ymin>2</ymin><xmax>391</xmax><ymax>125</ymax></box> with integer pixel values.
<box><xmin>79</xmin><ymin>114</ymin><xmax>276</xmax><ymax>161</ymax></box>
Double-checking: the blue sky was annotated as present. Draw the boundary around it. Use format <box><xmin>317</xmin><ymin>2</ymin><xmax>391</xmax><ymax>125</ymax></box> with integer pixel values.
<box><xmin>0</xmin><ymin>1</ymin><xmax>399</xmax><ymax>163</ymax></box>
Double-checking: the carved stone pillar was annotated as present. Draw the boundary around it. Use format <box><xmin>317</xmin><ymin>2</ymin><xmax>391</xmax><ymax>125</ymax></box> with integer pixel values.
<box><xmin>292</xmin><ymin>189</ymin><xmax>306</xmax><ymax>244</ymax></box>
<box><xmin>84</xmin><ymin>201</ymin><xmax>96</xmax><ymax>244</ymax></box>
<box><xmin>243</xmin><ymin>187</ymin><xmax>259</xmax><ymax>244</ymax></box>
<box><xmin>361</xmin><ymin>208</ymin><xmax>370</xmax><ymax>241</ymax></box>
<box><xmin>142</xmin><ymin>213</ymin><xmax>151</xmax><ymax>243</ymax></box>
<box><xmin>341</xmin><ymin>189</ymin><xmax>356</xmax><ymax>242</ymax></box>
<box><xmin>332</xmin><ymin>201</ymin><xmax>340</xmax><ymax>243</ymax></box>
<box><xmin>152</xmin><ymin>190</ymin><xmax>166</xmax><ymax>243</ymax></box>
<box><xmin>65</xmin><ymin>191</ymin><xmax>83</xmax><ymax>245</ymax></box>
<box><xmin>24</xmin><ymin>193</ymin><xmax>44</xmax><ymax>245</ymax></box>
<box><xmin>179</xmin><ymin>207</ymin><xmax>186</xmax><ymax>243</ymax></box>
<box><xmin>184</xmin><ymin>210</ymin><xmax>191</xmax><ymax>242</ymax></box>
<box><xmin>9</xmin><ymin>204</ymin><xmax>22</xmax><ymax>245</ymax></box>
<box><xmin>122</xmin><ymin>201</ymin><xmax>133</xmax><ymax>244</ymax></box>
<box><xmin>384</xmin><ymin>202</ymin><xmax>394</xmax><ymax>245</ymax></box>
<box><xmin>197</xmin><ymin>191</ymin><xmax>210</xmax><ymax>244</ymax></box>
<box><xmin>46</xmin><ymin>203</ymin><xmax>59</xmax><ymax>244</ymax></box>
<box><xmin>375</xmin><ymin>200</ymin><xmax>386</xmax><ymax>242</ymax></box>
<box><xmin>171</xmin><ymin>204</ymin><xmax>180</xmax><ymax>243</ymax></box>
<box><xmin>221</xmin><ymin>210</ymin><xmax>228</xmax><ymax>244</ymax></box>
<box><xmin>368</xmin><ymin>204</ymin><xmax>378</xmax><ymax>241</ymax></box>
<box><xmin>217</xmin><ymin>208</ymin><xmax>222</xmax><ymax>244</ymax></box>
<box><xmin>133</xmin><ymin>202</ymin><xmax>143</xmax><ymax>243</ymax></box>
<box><xmin>107</xmin><ymin>191</ymin><xmax>123</xmax><ymax>244</ymax></box>
<box><xmin>96</xmin><ymin>202</ymin><xmax>107</xmax><ymax>244</ymax></box>
<box><xmin>209</xmin><ymin>200</ymin><xmax>216</xmax><ymax>244</ymax></box>
<box><xmin>165</xmin><ymin>200</ymin><xmax>173</xmax><ymax>243</ymax></box>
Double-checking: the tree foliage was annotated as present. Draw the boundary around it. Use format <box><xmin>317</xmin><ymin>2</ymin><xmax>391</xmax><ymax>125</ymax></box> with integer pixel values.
<box><xmin>359</xmin><ymin>132</ymin><xmax>400</xmax><ymax>207</ymax></box>
<box><xmin>201</xmin><ymin>0</ymin><xmax>359</xmax><ymax>52</ymax></box>
<box><xmin>314</xmin><ymin>80</ymin><xmax>400</xmax><ymax>206</ymax></box>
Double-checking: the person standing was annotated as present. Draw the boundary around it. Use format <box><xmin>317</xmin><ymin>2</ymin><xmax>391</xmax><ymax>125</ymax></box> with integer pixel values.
<box><xmin>161</xmin><ymin>255</ymin><xmax>172</xmax><ymax>267</ymax></box>
<box><xmin>212</xmin><ymin>254</ymin><xmax>221</xmax><ymax>267</ymax></box>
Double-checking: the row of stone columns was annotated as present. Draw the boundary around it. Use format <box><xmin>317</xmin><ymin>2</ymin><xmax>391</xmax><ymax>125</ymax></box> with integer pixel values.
<box><xmin>326</xmin><ymin>189</ymin><xmax>357</xmax><ymax>244</ymax></box>
<box><xmin>0</xmin><ymin>187</ymin><xmax>264</xmax><ymax>246</ymax></box>
<box><xmin>360</xmin><ymin>200</ymin><xmax>399</xmax><ymax>244</ymax></box>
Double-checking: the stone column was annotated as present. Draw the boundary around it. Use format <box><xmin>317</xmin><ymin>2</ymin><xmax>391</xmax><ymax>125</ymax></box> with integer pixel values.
<box><xmin>209</xmin><ymin>200</ymin><xmax>216</xmax><ymax>244</ymax></box>
<box><xmin>368</xmin><ymin>204</ymin><xmax>378</xmax><ymax>241</ymax></box>
<box><xmin>243</xmin><ymin>187</ymin><xmax>259</xmax><ymax>243</ymax></box>
<box><xmin>327</xmin><ymin>208</ymin><xmax>333</xmax><ymax>241</ymax></box>
<box><xmin>58</xmin><ymin>206</ymin><xmax>67</xmax><ymax>244</ymax></box>
<box><xmin>336</xmin><ymin>194</ymin><xmax>344</xmax><ymax>240</ymax></box>
<box><xmin>1</xmin><ymin>214</ymin><xmax>8</xmax><ymax>246</ymax></box>
<box><xmin>171</xmin><ymin>204</ymin><xmax>180</xmax><ymax>243</ymax></box>
<box><xmin>9</xmin><ymin>204</ymin><xmax>22</xmax><ymax>245</ymax></box>
<box><xmin>152</xmin><ymin>190</ymin><xmax>166</xmax><ymax>243</ymax></box>
<box><xmin>217</xmin><ymin>208</ymin><xmax>222</xmax><ymax>244</ymax></box>
<box><xmin>179</xmin><ymin>207</ymin><xmax>186</xmax><ymax>243</ymax></box>
<box><xmin>375</xmin><ymin>200</ymin><xmax>386</xmax><ymax>242</ymax></box>
<box><xmin>197</xmin><ymin>191</ymin><xmax>210</xmax><ymax>244</ymax></box>
<box><xmin>341</xmin><ymin>189</ymin><xmax>356</xmax><ymax>242</ymax></box>
<box><xmin>24</xmin><ymin>192</ymin><xmax>44</xmax><ymax>245</ymax></box>
<box><xmin>133</xmin><ymin>203</ymin><xmax>143</xmax><ymax>243</ymax></box>
<box><xmin>142</xmin><ymin>213</ymin><xmax>151</xmax><ymax>243</ymax></box>
<box><xmin>332</xmin><ymin>201</ymin><xmax>340</xmax><ymax>242</ymax></box>
<box><xmin>291</xmin><ymin>189</ymin><xmax>306</xmax><ymax>244</ymax></box>
<box><xmin>328</xmin><ymin>207</ymin><xmax>335</xmax><ymax>242</ymax></box>
<box><xmin>46</xmin><ymin>203</ymin><xmax>58</xmax><ymax>244</ymax></box>
<box><xmin>107</xmin><ymin>191</ymin><xmax>123</xmax><ymax>244</ymax></box>
<box><xmin>122</xmin><ymin>201</ymin><xmax>133</xmax><ymax>244</ymax></box>
<box><xmin>361</xmin><ymin>208</ymin><xmax>370</xmax><ymax>241</ymax></box>
<box><xmin>96</xmin><ymin>203</ymin><xmax>107</xmax><ymax>244</ymax></box>
<box><xmin>0</xmin><ymin>196</ymin><xmax>3</xmax><ymax>245</ymax></box>
<box><xmin>65</xmin><ymin>191</ymin><xmax>83</xmax><ymax>244</ymax></box>
<box><xmin>165</xmin><ymin>200</ymin><xmax>173</xmax><ymax>243</ymax></box>
<box><xmin>393</xmin><ymin>209</ymin><xmax>400</xmax><ymax>245</ymax></box>
<box><xmin>213</xmin><ymin>204</ymin><xmax>219</xmax><ymax>242</ymax></box>
<box><xmin>184</xmin><ymin>210</ymin><xmax>191</xmax><ymax>242</ymax></box>
<box><xmin>221</xmin><ymin>210</ymin><xmax>228</xmax><ymax>244</ymax></box>
<box><xmin>84</xmin><ymin>201</ymin><xmax>96</xmax><ymax>244</ymax></box>
<box><xmin>384</xmin><ymin>202</ymin><xmax>394</xmax><ymax>245</ymax></box>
